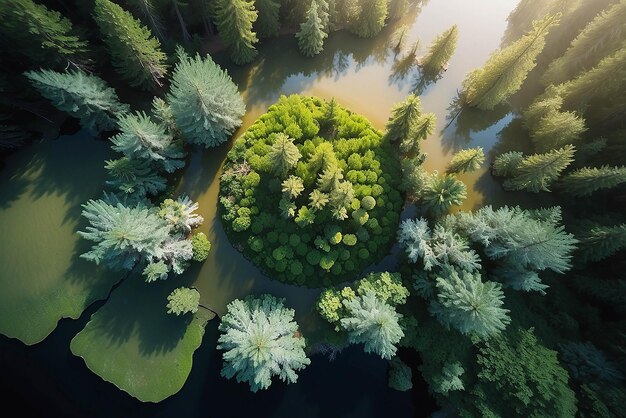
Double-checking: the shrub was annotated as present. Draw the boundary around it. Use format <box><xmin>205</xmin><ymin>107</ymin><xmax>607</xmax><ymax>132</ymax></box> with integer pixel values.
<box><xmin>191</xmin><ymin>232</ymin><xmax>211</xmax><ymax>262</ymax></box>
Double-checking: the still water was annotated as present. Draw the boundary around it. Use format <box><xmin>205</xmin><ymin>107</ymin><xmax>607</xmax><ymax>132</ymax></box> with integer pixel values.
<box><xmin>0</xmin><ymin>1</ymin><xmax>520</xmax><ymax>416</ymax></box>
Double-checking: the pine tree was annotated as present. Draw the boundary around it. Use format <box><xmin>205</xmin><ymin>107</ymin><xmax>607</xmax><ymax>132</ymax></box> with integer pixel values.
<box><xmin>429</xmin><ymin>269</ymin><xmax>510</xmax><ymax>338</ymax></box>
<box><xmin>447</xmin><ymin>147</ymin><xmax>485</xmax><ymax>174</ymax></box>
<box><xmin>105</xmin><ymin>157</ymin><xmax>167</xmax><ymax>196</ymax></box>
<box><xmin>94</xmin><ymin>0</ymin><xmax>167</xmax><ymax>89</ymax></box>
<box><xmin>0</xmin><ymin>0</ymin><xmax>89</xmax><ymax>67</ymax></box>
<box><xmin>351</xmin><ymin>0</ymin><xmax>388</xmax><ymax>38</ymax></box>
<box><xmin>421</xmin><ymin>172</ymin><xmax>467</xmax><ymax>217</ymax></box>
<box><xmin>158</xmin><ymin>196</ymin><xmax>204</xmax><ymax>234</ymax></box>
<box><xmin>559</xmin><ymin>166</ymin><xmax>626</xmax><ymax>197</ymax></box>
<box><xmin>460</xmin><ymin>14</ymin><xmax>560</xmax><ymax>110</ymax></box>
<box><xmin>574</xmin><ymin>221</ymin><xmax>626</xmax><ymax>262</ymax></box>
<box><xmin>167</xmin><ymin>49</ymin><xmax>245</xmax><ymax>148</ymax></box>
<box><xmin>340</xmin><ymin>291</ymin><xmax>404</xmax><ymax>360</ymax></box>
<box><xmin>384</xmin><ymin>94</ymin><xmax>422</xmax><ymax>143</ymax></box>
<box><xmin>111</xmin><ymin>112</ymin><xmax>185</xmax><ymax>173</ymax></box>
<box><xmin>420</xmin><ymin>25</ymin><xmax>459</xmax><ymax>75</ymax></box>
<box><xmin>267</xmin><ymin>133</ymin><xmax>302</xmax><ymax>176</ymax></box>
<box><xmin>166</xmin><ymin>287</ymin><xmax>200</xmax><ymax>315</ymax></box>
<box><xmin>217</xmin><ymin>294</ymin><xmax>311</xmax><ymax>392</ymax></box>
<box><xmin>143</xmin><ymin>260</ymin><xmax>168</xmax><ymax>282</ymax></box>
<box><xmin>400</xmin><ymin>157</ymin><xmax>427</xmax><ymax>201</ymax></box>
<box><xmin>296</xmin><ymin>1</ymin><xmax>328</xmax><ymax>57</ymax></box>
<box><xmin>329</xmin><ymin>180</ymin><xmax>355</xmax><ymax>210</ymax></box>
<box><xmin>492</xmin><ymin>151</ymin><xmax>523</xmax><ymax>177</ymax></box>
<box><xmin>542</xmin><ymin>1</ymin><xmax>626</xmax><ymax>86</ymax></box>
<box><xmin>281</xmin><ymin>175</ymin><xmax>304</xmax><ymax>199</ymax></box>
<box><xmin>501</xmin><ymin>145</ymin><xmax>575</xmax><ymax>193</ymax></box>
<box><xmin>25</xmin><ymin>69</ymin><xmax>129</xmax><ymax>134</ymax></box>
<box><xmin>316</xmin><ymin>165</ymin><xmax>343</xmax><ymax>192</ymax></box>
<box><xmin>530</xmin><ymin>109</ymin><xmax>586</xmax><ymax>152</ymax></box>
<box><xmin>255</xmin><ymin>0</ymin><xmax>281</xmax><ymax>38</ymax></box>
<box><xmin>309</xmin><ymin>189</ymin><xmax>329</xmax><ymax>210</ymax></box>
<box><xmin>314</xmin><ymin>0</ymin><xmax>330</xmax><ymax>30</ymax></box>
<box><xmin>212</xmin><ymin>0</ymin><xmax>259</xmax><ymax>64</ymax></box>
<box><xmin>401</xmin><ymin>112</ymin><xmax>436</xmax><ymax>154</ymax></box>
<box><xmin>78</xmin><ymin>194</ymin><xmax>171</xmax><ymax>271</ymax></box>
<box><xmin>126</xmin><ymin>0</ymin><xmax>167</xmax><ymax>41</ymax></box>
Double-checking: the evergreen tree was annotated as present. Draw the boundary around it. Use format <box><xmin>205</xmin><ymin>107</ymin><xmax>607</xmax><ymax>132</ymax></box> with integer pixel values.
<box><xmin>281</xmin><ymin>175</ymin><xmax>304</xmax><ymax>199</ymax></box>
<box><xmin>383</xmin><ymin>94</ymin><xmax>422</xmax><ymax>143</ymax></box>
<box><xmin>212</xmin><ymin>0</ymin><xmax>259</xmax><ymax>64</ymax></box>
<box><xmin>143</xmin><ymin>259</ymin><xmax>168</xmax><ymax>282</ymax></box>
<box><xmin>105</xmin><ymin>157</ymin><xmax>167</xmax><ymax>197</ymax></box>
<box><xmin>166</xmin><ymin>287</ymin><xmax>200</xmax><ymax>315</ymax></box>
<box><xmin>158</xmin><ymin>196</ymin><xmax>204</xmax><ymax>234</ymax></box>
<box><xmin>111</xmin><ymin>112</ymin><xmax>185</xmax><ymax>173</ymax></box>
<box><xmin>446</xmin><ymin>147</ymin><xmax>485</xmax><ymax>174</ymax></box>
<box><xmin>522</xmin><ymin>95</ymin><xmax>563</xmax><ymax>131</ymax></box>
<box><xmin>574</xmin><ymin>221</ymin><xmax>626</xmax><ymax>262</ymax></box>
<box><xmin>401</xmin><ymin>112</ymin><xmax>436</xmax><ymax>154</ymax></box>
<box><xmin>314</xmin><ymin>0</ymin><xmax>330</xmax><ymax>30</ymax></box>
<box><xmin>460</xmin><ymin>14</ymin><xmax>560</xmax><ymax>110</ymax></box>
<box><xmin>388</xmin><ymin>0</ymin><xmax>409</xmax><ymax>21</ymax></box>
<box><xmin>78</xmin><ymin>194</ymin><xmax>171</xmax><ymax>271</ymax></box>
<box><xmin>126</xmin><ymin>0</ymin><xmax>167</xmax><ymax>41</ymax></box>
<box><xmin>217</xmin><ymin>294</ymin><xmax>311</xmax><ymax>392</ymax></box>
<box><xmin>25</xmin><ymin>69</ymin><xmax>129</xmax><ymax>134</ymax></box>
<box><xmin>388</xmin><ymin>356</ymin><xmax>413</xmax><ymax>391</ymax></box>
<box><xmin>296</xmin><ymin>1</ymin><xmax>328</xmax><ymax>57</ymax></box>
<box><xmin>429</xmin><ymin>269</ymin><xmax>510</xmax><ymax>338</ymax></box>
<box><xmin>542</xmin><ymin>1</ymin><xmax>626</xmax><ymax>86</ymax></box>
<box><xmin>500</xmin><ymin>145</ymin><xmax>575</xmax><ymax>193</ymax></box>
<box><xmin>351</xmin><ymin>0</ymin><xmax>388</xmax><ymax>38</ymax></box>
<box><xmin>329</xmin><ymin>180</ymin><xmax>355</xmax><ymax>210</ymax></box>
<box><xmin>94</xmin><ymin>0</ymin><xmax>167</xmax><ymax>89</ymax></box>
<box><xmin>0</xmin><ymin>0</ymin><xmax>89</xmax><ymax>67</ymax></box>
<box><xmin>309</xmin><ymin>189</ymin><xmax>329</xmax><ymax>210</ymax></box>
<box><xmin>255</xmin><ymin>0</ymin><xmax>281</xmax><ymax>38</ymax></box>
<box><xmin>340</xmin><ymin>291</ymin><xmax>404</xmax><ymax>360</ymax></box>
<box><xmin>267</xmin><ymin>133</ymin><xmax>302</xmax><ymax>176</ymax></box>
<box><xmin>492</xmin><ymin>151</ymin><xmax>524</xmax><ymax>177</ymax></box>
<box><xmin>316</xmin><ymin>165</ymin><xmax>343</xmax><ymax>192</ymax></box>
<box><xmin>421</xmin><ymin>172</ymin><xmax>467</xmax><ymax>217</ymax></box>
<box><xmin>420</xmin><ymin>25</ymin><xmax>459</xmax><ymax>75</ymax></box>
<box><xmin>167</xmin><ymin>50</ymin><xmax>245</xmax><ymax>148</ymax></box>
<box><xmin>559</xmin><ymin>341</ymin><xmax>624</xmax><ymax>383</ymax></box>
<box><xmin>530</xmin><ymin>109</ymin><xmax>586</xmax><ymax>152</ymax></box>
<box><xmin>559</xmin><ymin>166</ymin><xmax>626</xmax><ymax>197</ymax></box>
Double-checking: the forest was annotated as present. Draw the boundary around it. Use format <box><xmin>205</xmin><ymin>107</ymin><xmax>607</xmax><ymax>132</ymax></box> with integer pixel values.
<box><xmin>0</xmin><ymin>0</ymin><xmax>624</xmax><ymax>417</ymax></box>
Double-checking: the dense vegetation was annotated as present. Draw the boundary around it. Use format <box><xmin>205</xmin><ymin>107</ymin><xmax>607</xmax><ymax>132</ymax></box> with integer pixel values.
<box><xmin>220</xmin><ymin>95</ymin><xmax>403</xmax><ymax>286</ymax></box>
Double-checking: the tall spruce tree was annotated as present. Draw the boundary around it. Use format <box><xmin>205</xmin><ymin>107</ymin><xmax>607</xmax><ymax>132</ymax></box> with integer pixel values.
<box><xmin>351</xmin><ymin>0</ymin><xmax>388</xmax><ymax>38</ymax></box>
<box><xmin>296</xmin><ymin>1</ymin><xmax>328</xmax><ymax>57</ymax></box>
<box><xmin>255</xmin><ymin>0</ymin><xmax>281</xmax><ymax>38</ymax></box>
<box><xmin>126</xmin><ymin>0</ymin><xmax>167</xmax><ymax>41</ymax></box>
<box><xmin>460</xmin><ymin>14</ymin><xmax>560</xmax><ymax>110</ymax></box>
<box><xmin>383</xmin><ymin>94</ymin><xmax>422</xmax><ymax>143</ymax></box>
<box><xmin>420</xmin><ymin>25</ymin><xmax>459</xmax><ymax>75</ymax></box>
<box><xmin>167</xmin><ymin>49</ymin><xmax>245</xmax><ymax>148</ymax></box>
<box><xmin>0</xmin><ymin>0</ymin><xmax>89</xmax><ymax>67</ymax></box>
<box><xmin>446</xmin><ymin>147</ymin><xmax>485</xmax><ymax>174</ymax></box>
<box><xmin>105</xmin><ymin>157</ymin><xmax>167</xmax><ymax>196</ymax></box>
<box><xmin>574</xmin><ymin>221</ymin><xmax>626</xmax><ymax>262</ymax></box>
<box><xmin>25</xmin><ymin>69</ymin><xmax>129</xmax><ymax>134</ymax></box>
<box><xmin>530</xmin><ymin>109</ymin><xmax>586</xmax><ymax>152</ymax></box>
<box><xmin>421</xmin><ymin>172</ymin><xmax>467</xmax><ymax>217</ymax></box>
<box><xmin>94</xmin><ymin>0</ymin><xmax>167</xmax><ymax>90</ymax></box>
<box><xmin>542</xmin><ymin>1</ymin><xmax>626</xmax><ymax>86</ymax></box>
<box><xmin>267</xmin><ymin>133</ymin><xmax>302</xmax><ymax>177</ymax></box>
<box><xmin>212</xmin><ymin>0</ymin><xmax>259</xmax><ymax>64</ymax></box>
<box><xmin>559</xmin><ymin>166</ymin><xmax>626</xmax><ymax>197</ymax></box>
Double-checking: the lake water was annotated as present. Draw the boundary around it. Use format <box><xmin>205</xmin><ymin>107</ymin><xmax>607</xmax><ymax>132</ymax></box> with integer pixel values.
<box><xmin>0</xmin><ymin>1</ymin><xmax>521</xmax><ymax>416</ymax></box>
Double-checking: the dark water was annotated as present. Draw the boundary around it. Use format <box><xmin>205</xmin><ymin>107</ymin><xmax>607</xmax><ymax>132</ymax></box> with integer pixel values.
<box><xmin>0</xmin><ymin>1</ymin><xmax>522</xmax><ymax>416</ymax></box>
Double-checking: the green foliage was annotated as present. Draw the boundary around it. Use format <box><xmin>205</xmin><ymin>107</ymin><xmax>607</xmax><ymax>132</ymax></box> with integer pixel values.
<box><xmin>166</xmin><ymin>287</ymin><xmax>200</xmax><ymax>315</ymax></box>
<box><xmin>420</xmin><ymin>25</ymin><xmax>459</xmax><ymax>74</ymax></box>
<box><xmin>217</xmin><ymin>294</ymin><xmax>311</xmax><ymax>392</ymax></box>
<box><xmin>530</xmin><ymin>108</ymin><xmax>586</xmax><ymax>153</ymax></box>
<box><xmin>94</xmin><ymin>0</ymin><xmax>167</xmax><ymax>89</ymax></box>
<box><xmin>446</xmin><ymin>147</ymin><xmax>485</xmax><ymax>174</ymax></box>
<box><xmin>384</xmin><ymin>94</ymin><xmax>422</xmax><ymax>143</ymax></box>
<box><xmin>0</xmin><ymin>0</ymin><xmax>88</xmax><ymax>66</ymax></box>
<box><xmin>460</xmin><ymin>15</ymin><xmax>560</xmax><ymax>110</ymax></box>
<box><xmin>492</xmin><ymin>151</ymin><xmax>523</xmax><ymax>177</ymax></box>
<box><xmin>105</xmin><ymin>157</ymin><xmax>166</xmax><ymax>197</ymax></box>
<box><xmin>340</xmin><ymin>291</ymin><xmax>404</xmax><ymax>359</ymax></box>
<box><xmin>559</xmin><ymin>341</ymin><xmax>624</xmax><ymax>383</ymax></box>
<box><xmin>351</xmin><ymin>0</ymin><xmax>388</xmax><ymax>38</ymax></box>
<box><xmin>255</xmin><ymin>0</ymin><xmax>281</xmax><ymax>38</ymax></box>
<box><xmin>25</xmin><ymin>69</ymin><xmax>129</xmax><ymax>134</ymax></box>
<box><xmin>400</xmin><ymin>157</ymin><xmax>428</xmax><ymax>201</ymax></box>
<box><xmin>495</xmin><ymin>145</ymin><xmax>575</xmax><ymax>192</ymax></box>
<box><xmin>559</xmin><ymin>166</ymin><xmax>626</xmax><ymax>197</ymax></box>
<box><xmin>212</xmin><ymin>0</ymin><xmax>259</xmax><ymax>64</ymax></box>
<box><xmin>432</xmin><ymin>361</ymin><xmax>465</xmax><ymax>394</ymax></box>
<box><xmin>111</xmin><ymin>112</ymin><xmax>184</xmax><ymax>173</ymax></box>
<box><xmin>421</xmin><ymin>172</ymin><xmax>467</xmax><ymax>217</ymax></box>
<box><xmin>143</xmin><ymin>260</ymin><xmax>168</xmax><ymax>282</ymax></box>
<box><xmin>296</xmin><ymin>1</ymin><xmax>328</xmax><ymax>57</ymax></box>
<box><xmin>430</xmin><ymin>268</ymin><xmax>510</xmax><ymax>338</ymax></box>
<box><xmin>158</xmin><ymin>196</ymin><xmax>204</xmax><ymax>234</ymax></box>
<box><xmin>220</xmin><ymin>95</ymin><xmax>402</xmax><ymax>286</ymax></box>
<box><xmin>167</xmin><ymin>50</ymin><xmax>244</xmax><ymax>148</ymax></box>
<box><xmin>388</xmin><ymin>356</ymin><xmax>413</xmax><ymax>391</ymax></box>
<box><xmin>574</xmin><ymin>220</ymin><xmax>626</xmax><ymax>262</ymax></box>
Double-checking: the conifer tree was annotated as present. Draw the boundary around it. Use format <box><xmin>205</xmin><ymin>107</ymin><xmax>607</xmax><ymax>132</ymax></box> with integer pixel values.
<box><xmin>309</xmin><ymin>189</ymin><xmax>329</xmax><ymax>210</ymax></box>
<box><xmin>255</xmin><ymin>0</ymin><xmax>281</xmax><ymax>38</ymax></box>
<box><xmin>126</xmin><ymin>0</ymin><xmax>167</xmax><ymax>41</ymax></box>
<box><xmin>212</xmin><ymin>0</ymin><xmax>259</xmax><ymax>64</ymax></box>
<box><xmin>530</xmin><ymin>109</ymin><xmax>586</xmax><ymax>152</ymax></box>
<box><xmin>574</xmin><ymin>221</ymin><xmax>626</xmax><ymax>262</ymax></box>
<box><xmin>388</xmin><ymin>0</ymin><xmax>409</xmax><ymax>21</ymax></box>
<box><xmin>384</xmin><ymin>94</ymin><xmax>422</xmax><ymax>143</ymax></box>
<box><xmin>94</xmin><ymin>0</ymin><xmax>167</xmax><ymax>89</ymax></box>
<box><xmin>314</xmin><ymin>0</ymin><xmax>331</xmax><ymax>30</ymax></box>
<box><xmin>447</xmin><ymin>147</ymin><xmax>485</xmax><ymax>174</ymax></box>
<box><xmin>421</xmin><ymin>172</ymin><xmax>467</xmax><ymax>217</ymax></box>
<box><xmin>420</xmin><ymin>25</ymin><xmax>459</xmax><ymax>75</ymax></box>
<box><xmin>25</xmin><ymin>69</ymin><xmax>129</xmax><ymax>134</ymax></box>
<box><xmin>217</xmin><ymin>294</ymin><xmax>311</xmax><ymax>392</ymax></box>
<box><xmin>296</xmin><ymin>1</ymin><xmax>328</xmax><ymax>57</ymax></box>
<box><xmin>111</xmin><ymin>112</ymin><xmax>185</xmax><ymax>173</ymax></box>
<box><xmin>388</xmin><ymin>356</ymin><xmax>412</xmax><ymax>391</ymax></box>
<box><xmin>400</xmin><ymin>112</ymin><xmax>436</xmax><ymax>154</ymax></box>
<box><xmin>492</xmin><ymin>151</ymin><xmax>523</xmax><ymax>177</ymax></box>
<box><xmin>267</xmin><ymin>133</ymin><xmax>302</xmax><ymax>177</ymax></box>
<box><xmin>166</xmin><ymin>287</ymin><xmax>200</xmax><ymax>315</ymax></box>
<box><xmin>542</xmin><ymin>1</ymin><xmax>626</xmax><ymax>86</ymax></box>
<box><xmin>167</xmin><ymin>50</ymin><xmax>245</xmax><ymax>148</ymax></box>
<box><xmin>0</xmin><ymin>0</ymin><xmax>89</xmax><ymax>67</ymax></box>
<box><xmin>281</xmin><ymin>175</ymin><xmax>304</xmax><ymax>199</ymax></box>
<box><xmin>500</xmin><ymin>145</ymin><xmax>575</xmax><ymax>193</ymax></box>
<box><xmin>559</xmin><ymin>166</ymin><xmax>626</xmax><ymax>197</ymax></box>
<box><xmin>351</xmin><ymin>0</ymin><xmax>388</xmax><ymax>38</ymax></box>
<box><xmin>105</xmin><ymin>157</ymin><xmax>167</xmax><ymax>196</ymax></box>
<box><xmin>460</xmin><ymin>14</ymin><xmax>560</xmax><ymax>110</ymax></box>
